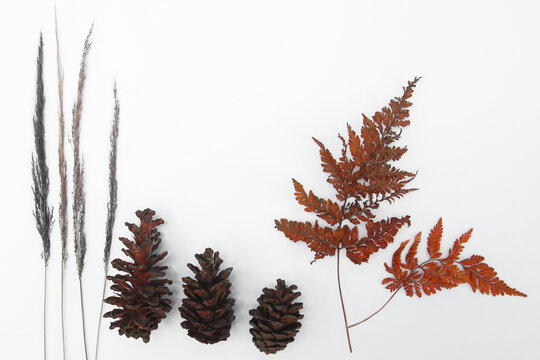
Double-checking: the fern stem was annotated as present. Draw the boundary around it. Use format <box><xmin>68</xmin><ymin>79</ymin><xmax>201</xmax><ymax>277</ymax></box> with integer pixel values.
<box><xmin>349</xmin><ymin>258</ymin><xmax>431</xmax><ymax>328</ymax></box>
<box><xmin>336</xmin><ymin>248</ymin><xmax>353</xmax><ymax>353</ymax></box>
<box><xmin>94</xmin><ymin>270</ymin><xmax>108</xmax><ymax>360</ymax></box>
<box><xmin>79</xmin><ymin>277</ymin><xmax>89</xmax><ymax>360</ymax></box>
<box><xmin>348</xmin><ymin>286</ymin><xmax>402</xmax><ymax>328</ymax></box>
<box><xmin>43</xmin><ymin>261</ymin><xmax>47</xmax><ymax>360</ymax></box>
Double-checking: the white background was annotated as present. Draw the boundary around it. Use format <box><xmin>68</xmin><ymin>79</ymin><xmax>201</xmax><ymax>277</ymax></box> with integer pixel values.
<box><xmin>1</xmin><ymin>1</ymin><xmax>538</xmax><ymax>359</ymax></box>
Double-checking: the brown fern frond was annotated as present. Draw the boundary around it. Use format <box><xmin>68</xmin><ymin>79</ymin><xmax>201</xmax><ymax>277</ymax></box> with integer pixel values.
<box><xmin>426</xmin><ymin>217</ymin><xmax>443</xmax><ymax>258</ymax></box>
<box><xmin>274</xmin><ymin>219</ymin><xmax>337</xmax><ymax>261</ymax></box>
<box><xmin>276</xmin><ymin>78</ymin><xmax>420</xmax><ymax>262</ymax></box>
<box><xmin>459</xmin><ymin>255</ymin><xmax>526</xmax><ymax>297</ymax></box>
<box><xmin>276</xmin><ymin>79</ymin><xmax>420</xmax><ymax>352</ymax></box>
<box><xmin>447</xmin><ymin>228</ymin><xmax>472</xmax><ymax>261</ymax></box>
<box><xmin>382</xmin><ymin>219</ymin><xmax>526</xmax><ymax>298</ymax></box>
<box><xmin>344</xmin><ymin>216</ymin><xmax>410</xmax><ymax>265</ymax></box>
<box><xmin>404</xmin><ymin>232</ymin><xmax>422</xmax><ymax>269</ymax></box>
<box><xmin>292</xmin><ymin>179</ymin><xmax>342</xmax><ymax>225</ymax></box>
<box><xmin>312</xmin><ymin>137</ymin><xmax>349</xmax><ymax>200</ymax></box>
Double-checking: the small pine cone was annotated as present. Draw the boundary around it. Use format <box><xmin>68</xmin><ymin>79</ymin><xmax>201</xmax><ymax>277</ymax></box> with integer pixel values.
<box><xmin>249</xmin><ymin>279</ymin><xmax>303</xmax><ymax>354</ymax></box>
<box><xmin>179</xmin><ymin>248</ymin><xmax>235</xmax><ymax>344</ymax></box>
<box><xmin>104</xmin><ymin>209</ymin><xmax>173</xmax><ymax>343</ymax></box>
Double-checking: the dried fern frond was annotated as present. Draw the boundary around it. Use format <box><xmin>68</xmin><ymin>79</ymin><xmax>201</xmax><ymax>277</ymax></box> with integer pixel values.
<box><xmin>275</xmin><ymin>78</ymin><xmax>420</xmax><ymax>353</ymax></box>
<box><xmin>349</xmin><ymin>219</ymin><xmax>527</xmax><ymax>329</ymax></box>
<box><xmin>382</xmin><ymin>218</ymin><xmax>527</xmax><ymax>297</ymax></box>
<box><xmin>275</xmin><ymin>78</ymin><xmax>420</xmax><ymax>266</ymax></box>
<box><xmin>32</xmin><ymin>33</ymin><xmax>53</xmax><ymax>265</ymax></box>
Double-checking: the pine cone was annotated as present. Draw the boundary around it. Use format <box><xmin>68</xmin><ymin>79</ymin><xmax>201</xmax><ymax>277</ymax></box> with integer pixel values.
<box><xmin>179</xmin><ymin>248</ymin><xmax>235</xmax><ymax>344</ymax></box>
<box><xmin>249</xmin><ymin>279</ymin><xmax>303</xmax><ymax>354</ymax></box>
<box><xmin>104</xmin><ymin>209</ymin><xmax>173</xmax><ymax>343</ymax></box>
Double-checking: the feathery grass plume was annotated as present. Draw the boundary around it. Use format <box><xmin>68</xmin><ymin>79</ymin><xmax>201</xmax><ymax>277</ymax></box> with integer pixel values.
<box><xmin>55</xmin><ymin>12</ymin><xmax>67</xmax><ymax>360</ymax></box>
<box><xmin>32</xmin><ymin>32</ymin><xmax>53</xmax><ymax>360</ymax></box>
<box><xmin>103</xmin><ymin>84</ymin><xmax>119</xmax><ymax>268</ymax></box>
<box><xmin>95</xmin><ymin>84</ymin><xmax>120</xmax><ymax>360</ymax></box>
<box><xmin>72</xmin><ymin>24</ymin><xmax>93</xmax><ymax>360</ymax></box>
<box><xmin>33</xmin><ymin>34</ymin><xmax>53</xmax><ymax>265</ymax></box>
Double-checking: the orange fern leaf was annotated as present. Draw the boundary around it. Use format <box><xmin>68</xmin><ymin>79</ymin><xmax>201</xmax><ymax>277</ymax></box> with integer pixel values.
<box><xmin>344</xmin><ymin>216</ymin><xmax>411</xmax><ymax>265</ymax></box>
<box><xmin>312</xmin><ymin>137</ymin><xmax>349</xmax><ymax>200</ymax></box>
<box><xmin>382</xmin><ymin>219</ymin><xmax>526</xmax><ymax>298</ymax></box>
<box><xmin>447</xmin><ymin>228</ymin><xmax>472</xmax><ymax>261</ymax></box>
<box><xmin>391</xmin><ymin>239</ymin><xmax>409</xmax><ymax>281</ymax></box>
<box><xmin>292</xmin><ymin>179</ymin><xmax>342</xmax><ymax>225</ymax></box>
<box><xmin>347</xmin><ymin>125</ymin><xmax>363</xmax><ymax>165</ymax></box>
<box><xmin>274</xmin><ymin>219</ymin><xmax>337</xmax><ymax>261</ymax></box>
<box><xmin>404</xmin><ymin>232</ymin><xmax>422</xmax><ymax>269</ymax></box>
<box><xmin>427</xmin><ymin>217</ymin><xmax>443</xmax><ymax>258</ymax></box>
<box><xmin>459</xmin><ymin>255</ymin><xmax>527</xmax><ymax>297</ymax></box>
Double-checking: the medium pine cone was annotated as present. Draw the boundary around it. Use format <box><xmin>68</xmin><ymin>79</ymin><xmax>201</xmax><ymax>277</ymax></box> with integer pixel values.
<box><xmin>179</xmin><ymin>248</ymin><xmax>235</xmax><ymax>344</ymax></box>
<box><xmin>249</xmin><ymin>279</ymin><xmax>303</xmax><ymax>354</ymax></box>
<box><xmin>104</xmin><ymin>209</ymin><xmax>173</xmax><ymax>343</ymax></box>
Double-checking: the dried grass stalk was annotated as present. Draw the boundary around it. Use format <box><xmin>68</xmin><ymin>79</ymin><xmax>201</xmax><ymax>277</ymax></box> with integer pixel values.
<box><xmin>32</xmin><ymin>32</ymin><xmax>53</xmax><ymax>360</ymax></box>
<box><xmin>55</xmin><ymin>11</ymin><xmax>67</xmax><ymax>360</ymax></box>
<box><xmin>56</xmin><ymin>12</ymin><xmax>67</xmax><ymax>265</ymax></box>
<box><xmin>72</xmin><ymin>25</ymin><xmax>93</xmax><ymax>278</ymax></box>
<box><xmin>32</xmin><ymin>33</ymin><xmax>53</xmax><ymax>265</ymax></box>
<box><xmin>95</xmin><ymin>84</ymin><xmax>120</xmax><ymax>360</ymax></box>
<box><xmin>103</xmin><ymin>83</ymin><xmax>119</xmax><ymax>268</ymax></box>
<box><xmin>72</xmin><ymin>24</ymin><xmax>93</xmax><ymax>360</ymax></box>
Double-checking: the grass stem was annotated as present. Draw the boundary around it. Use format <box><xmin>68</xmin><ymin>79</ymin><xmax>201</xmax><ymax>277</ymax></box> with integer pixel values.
<box><xmin>79</xmin><ymin>277</ymin><xmax>89</xmax><ymax>360</ymax></box>
<box><xmin>94</xmin><ymin>270</ymin><xmax>108</xmax><ymax>360</ymax></box>
<box><xmin>43</xmin><ymin>262</ymin><xmax>47</xmax><ymax>360</ymax></box>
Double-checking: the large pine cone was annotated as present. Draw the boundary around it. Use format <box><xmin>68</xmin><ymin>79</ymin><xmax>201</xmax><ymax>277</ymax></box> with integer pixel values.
<box><xmin>104</xmin><ymin>209</ymin><xmax>173</xmax><ymax>343</ymax></box>
<box><xmin>249</xmin><ymin>279</ymin><xmax>303</xmax><ymax>354</ymax></box>
<box><xmin>179</xmin><ymin>248</ymin><xmax>235</xmax><ymax>344</ymax></box>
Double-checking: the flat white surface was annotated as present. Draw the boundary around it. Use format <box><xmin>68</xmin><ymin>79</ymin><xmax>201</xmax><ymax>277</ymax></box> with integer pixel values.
<box><xmin>0</xmin><ymin>1</ymin><xmax>538</xmax><ymax>359</ymax></box>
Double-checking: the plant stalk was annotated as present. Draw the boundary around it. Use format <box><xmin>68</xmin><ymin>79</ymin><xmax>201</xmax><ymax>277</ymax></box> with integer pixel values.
<box><xmin>94</xmin><ymin>270</ymin><xmax>108</xmax><ymax>360</ymax></box>
<box><xmin>43</xmin><ymin>262</ymin><xmax>47</xmax><ymax>360</ymax></box>
<box><xmin>61</xmin><ymin>266</ymin><xmax>65</xmax><ymax>359</ymax></box>
<box><xmin>348</xmin><ymin>286</ymin><xmax>402</xmax><ymax>328</ymax></box>
<box><xmin>348</xmin><ymin>259</ymin><xmax>429</xmax><ymax>328</ymax></box>
<box><xmin>79</xmin><ymin>277</ymin><xmax>89</xmax><ymax>360</ymax></box>
<box><xmin>337</xmin><ymin>248</ymin><xmax>353</xmax><ymax>353</ymax></box>
<box><xmin>55</xmin><ymin>11</ymin><xmax>67</xmax><ymax>359</ymax></box>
